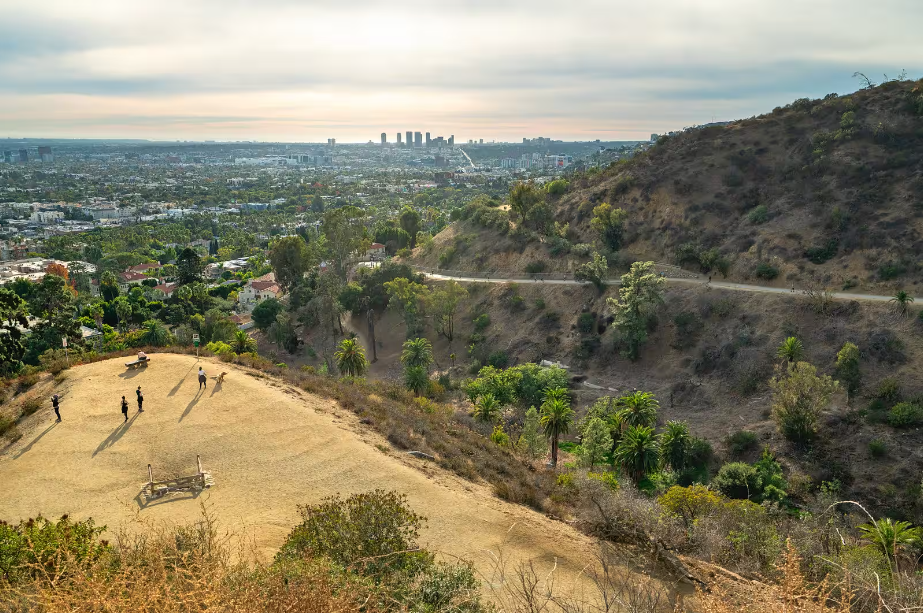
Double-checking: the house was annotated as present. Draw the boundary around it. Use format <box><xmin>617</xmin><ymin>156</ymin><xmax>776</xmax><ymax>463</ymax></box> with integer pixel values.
<box><xmin>229</xmin><ymin>313</ymin><xmax>254</xmax><ymax>330</ymax></box>
<box><xmin>118</xmin><ymin>271</ymin><xmax>149</xmax><ymax>292</ymax></box>
<box><xmin>128</xmin><ymin>263</ymin><xmax>162</xmax><ymax>274</ymax></box>
<box><xmin>366</xmin><ymin>242</ymin><xmax>386</xmax><ymax>260</ymax></box>
<box><xmin>238</xmin><ymin>279</ymin><xmax>281</xmax><ymax>311</ymax></box>
<box><xmin>152</xmin><ymin>282</ymin><xmax>176</xmax><ymax>298</ymax></box>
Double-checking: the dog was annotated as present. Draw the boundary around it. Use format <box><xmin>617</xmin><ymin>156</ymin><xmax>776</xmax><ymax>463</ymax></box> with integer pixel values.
<box><xmin>216</xmin><ymin>372</ymin><xmax>227</xmax><ymax>384</ymax></box>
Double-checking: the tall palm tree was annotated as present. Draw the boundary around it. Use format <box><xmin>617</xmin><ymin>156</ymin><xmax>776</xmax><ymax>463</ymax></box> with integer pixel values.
<box><xmin>891</xmin><ymin>290</ymin><xmax>914</xmax><ymax>316</ymax></box>
<box><xmin>859</xmin><ymin>518</ymin><xmax>921</xmax><ymax>571</ymax></box>
<box><xmin>659</xmin><ymin>420</ymin><xmax>690</xmax><ymax>471</ymax></box>
<box><xmin>140</xmin><ymin>320</ymin><xmax>170</xmax><ymax>347</ymax></box>
<box><xmin>616</xmin><ymin>391</ymin><xmax>658</xmax><ymax>430</ymax></box>
<box><xmin>401</xmin><ymin>337</ymin><xmax>434</xmax><ymax>370</ymax></box>
<box><xmin>334</xmin><ymin>338</ymin><xmax>368</xmax><ymax>377</ymax></box>
<box><xmin>473</xmin><ymin>394</ymin><xmax>501</xmax><ymax>423</ymax></box>
<box><xmin>614</xmin><ymin>425</ymin><xmax>660</xmax><ymax>483</ymax></box>
<box><xmin>232</xmin><ymin>329</ymin><xmax>257</xmax><ymax>354</ymax></box>
<box><xmin>113</xmin><ymin>297</ymin><xmax>132</xmax><ymax>332</ymax></box>
<box><xmin>540</xmin><ymin>397</ymin><xmax>574</xmax><ymax>467</ymax></box>
<box><xmin>542</xmin><ymin>387</ymin><xmax>570</xmax><ymax>404</ymax></box>
<box><xmin>777</xmin><ymin>336</ymin><xmax>804</xmax><ymax>363</ymax></box>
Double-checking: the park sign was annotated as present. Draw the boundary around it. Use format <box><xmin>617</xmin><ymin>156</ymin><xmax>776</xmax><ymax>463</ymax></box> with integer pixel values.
<box><xmin>192</xmin><ymin>333</ymin><xmax>200</xmax><ymax>348</ymax></box>
<box><xmin>62</xmin><ymin>337</ymin><xmax>67</xmax><ymax>348</ymax></box>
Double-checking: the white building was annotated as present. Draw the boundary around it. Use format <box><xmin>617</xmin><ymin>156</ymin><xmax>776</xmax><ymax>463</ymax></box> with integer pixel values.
<box><xmin>30</xmin><ymin>211</ymin><xmax>64</xmax><ymax>224</ymax></box>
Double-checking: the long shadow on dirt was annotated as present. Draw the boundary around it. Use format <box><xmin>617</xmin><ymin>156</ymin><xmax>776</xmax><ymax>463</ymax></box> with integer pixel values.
<box><xmin>92</xmin><ymin>413</ymin><xmax>139</xmax><ymax>457</ymax></box>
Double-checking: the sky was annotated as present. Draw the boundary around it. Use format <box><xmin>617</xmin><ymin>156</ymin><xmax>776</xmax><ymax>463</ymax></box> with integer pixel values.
<box><xmin>0</xmin><ymin>0</ymin><xmax>920</xmax><ymax>143</ymax></box>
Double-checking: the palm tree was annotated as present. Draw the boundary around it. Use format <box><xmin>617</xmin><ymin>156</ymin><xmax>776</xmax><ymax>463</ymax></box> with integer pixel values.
<box><xmin>616</xmin><ymin>391</ymin><xmax>658</xmax><ymax>430</ymax></box>
<box><xmin>777</xmin><ymin>336</ymin><xmax>804</xmax><ymax>363</ymax></box>
<box><xmin>614</xmin><ymin>425</ymin><xmax>660</xmax><ymax>483</ymax></box>
<box><xmin>542</xmin><ymin>387</ymin><xmax>570</xmax><ymax>404</ymax></box>
<box><xmin>890</xmin><ymin>290</ymin><xmax>914</xmax><ymax>316</ymax></box>
<box><xmin>859</xmin><ymin>518</ymin><xmax>921</xmax><ymax>571</ymax></box>
<box><xmin>113</xmin><ymin>297</ymin><xmax>132</xmax><ymax>332</ymax></box>
<box><xmin>659</xmin><ymin>420</ymin><xmax>690</xmax><ymax>471</ymax></box>
<box><xmin>401</xmin><ymin>337</ymin><xmax>434</xmax><ymax>370</ymax></box>
<box><xmin>87</xmin><ymin>302</ymin><xmax>104</xmax><ymax>330</ymax></box>
<box><xmin>473</xmin><ymin>394</ymin><xmax>502</xmax><ymax>423</ymax></box>
<box><xmin>232</xmin><ymin>329</ymin><xmax>257</xmax><ymax>355</ymax></box>
<box><xmin>140</xmin><ymin>320</ymin><xmax>170</xmax><ymax>347</ymax></box>
<box><xmin>334</xmin><ymin>338</ymin><xmax>368</xmax><ymax>377</ymax></box>
<box><xmin>540</xmin><ymin>397</ymin><xmax>574</xmax><ymax>467</ymax></box>
<box><xmin>404</xmin><ymin>365</ymin><xmax>429</xmax><ymax>396</ymax></box>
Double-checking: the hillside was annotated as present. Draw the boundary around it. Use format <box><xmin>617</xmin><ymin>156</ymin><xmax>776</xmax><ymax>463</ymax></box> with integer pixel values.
<box><xmin>416</xmin><ymin>80</ymin><xmax>923</xmax><ymax>293</ymax></box>
<box><xmin>0</xmin><ymin>354</ymin><xmax>599</xmax><ymax>588</ymax></box>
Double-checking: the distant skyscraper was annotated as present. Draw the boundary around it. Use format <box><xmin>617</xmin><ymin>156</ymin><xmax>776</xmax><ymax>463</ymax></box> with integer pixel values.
<box><xmin>327</xmin><ymin>138</ymin><xmax>336</xmax><ymax>146</ymax></box>
<box><xmin>425</xmin><ymin>132</ymin><xmax>431</xmax><ymax>147</ymax></box>
<box><xmin>397</xmin><ymin>133</ymin><xmax>402</xmax><ymax>145</ymax></box>
<box><xmin>38</xmin><ymin>146</ymin><xmax>53</xmax><ymax>163</ymax></box>
<box><xmin>406</xmin><ymin>131</ymin><xmax>412</xmax><ymax>148</ymax></box>
<box><xmin>448</xmin><ymin>135</ymin><xmax>454</xmax><ymax>146</ymax></box>
<box><xmin>381</xmin><ymin>132</ymin><xmax>387</xmax><ymax>145</ymax></box>
<box><xmin>2</xmin><ymin>151</ymin><xmax>12</xmax><ymax>164</ymax></box>
<box><xmin>18</xmin><ymin>149</ymin><xmax>28</xmax><ymax>163</ymax></box>
<box><xmin>479</xmin><ymin>139</ymin><xmax>483</xmax><ymax>145</ymax></box>
<box><xmin>414</xmin><ymin>132</ymin><xmax>422</xmax><ymax>147</ymax></box>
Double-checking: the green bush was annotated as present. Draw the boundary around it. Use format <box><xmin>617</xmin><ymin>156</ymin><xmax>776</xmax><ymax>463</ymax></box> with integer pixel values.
<box><xmin>17</xmin><ymin>373</ymin><xmax>39</xmax><ymax>393</ymax></box>
<box><xmin>525</xmin><ymin>261</ymin><xmax>546</xmax><ymax>274</ymax></box>
<box><xmin>0</xmin><ymin>514</ymin><xmax>109</xmax><ymax>585</ymax></box>
<box><xmin>534</xmin><ymin>298</ymin><xmax>546</xmax><ymax>310</ymax></box>
<box><xmin>545</xmin><ymin>179</ymin><xmax>569</xmax><ymax>195</ymax></box>
<box><xmin>437</xmin><ymin>247</ymin><xmax>456</xmax><ymax>269</ymax></box>
<box><xmin>713</xmin><ymin>462</ymin><xmax>760</xmax><ymax>500</ymax></box>
<box><xmin>473</xmin><ymin>314</ymin><xmax>490</xmax><ymax>331</ymax></box>
<box><xmin>755</xmin><ymin>262</ymin><xmax>779</xmax><ymax>280</ymax></box>
<box><xmin>804</xmin><ymin>239</ymin><xmax>839</xmax><ymax>264</ymax></box>
<box><xmin>726</xmin><ymin>430</ymin><xmax>759</xmax><ymax>457</ymax></box>
<box><xmin>0</xmin><ymin>414</ymin><xmax>15</xmax><ymax>436</ymax></box>
<box><xmin>577</xmin><ymin>313</ymin><xmax>596</xmax><ymax>334</ymax></box>
<box><xmin>20</xmin><ymin>396</ymin><xmax>42</xmax><ymax>418</ymax></box>
<box><xmin>875</xmin><ymin>377</ymin><xmax>901</xmax><ymax>401</ymax></box>
<box><xmin>868</xmin><ymin>439</ymin><xmax>887</xmax><ymax>458</ymax></box>
<box><xmin>748</xmin><ymin>205</ymin><xmax>769</xmax><ymax>224</ymax></box>
<box><xmin>888</xmin><ymin>402</ymin><xmax>923</xmax><ymax>428</ymax></box>
<box><xmin>879</xmin><ymin>262</ymin><xmax>906</xmax><ymax>280</ymax></box>
<box><xmin>486</xmin><ymin>350</ymin><xmax>509</xmax><ymax>369</ymax></box>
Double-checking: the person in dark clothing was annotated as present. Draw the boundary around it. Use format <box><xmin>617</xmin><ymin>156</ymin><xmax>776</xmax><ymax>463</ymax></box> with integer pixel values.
<box><xmin>136</xmin><ymin>386</ymin><xmax>144</xmax><ymax>412</ymax></box>
<box><xmin>198</xmin><ymin>367</ymin><xmax>207</xmax><ymax>390</ymax></box>
<box><xmin>121</xmin><ymin>396</ymin><xmax>129</xmax><ymax>422</ymax></box>
<box><xmin>52</xmin><ymin>394</ymin><xmax>61</xmax><ymax>422</ymax></box>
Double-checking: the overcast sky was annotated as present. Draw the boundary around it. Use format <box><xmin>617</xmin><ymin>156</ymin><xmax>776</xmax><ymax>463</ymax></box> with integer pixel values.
<box><xmin>0</xmin><ymin>0</ymin><xmax>920</xmax><ymax>142</ymax></box>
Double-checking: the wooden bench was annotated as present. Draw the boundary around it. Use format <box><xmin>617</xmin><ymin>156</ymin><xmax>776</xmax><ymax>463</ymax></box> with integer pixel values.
<box><xmin>125</xmin><ymin>357</ymin><xmax>150</xmax><ymax>369</ymax></box>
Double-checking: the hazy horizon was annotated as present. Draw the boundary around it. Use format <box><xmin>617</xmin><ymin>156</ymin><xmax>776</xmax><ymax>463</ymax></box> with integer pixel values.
<box><xmin>1</xmin><ymin>0</ymin><xmax>920</xmax><ymax>142</ymax></box>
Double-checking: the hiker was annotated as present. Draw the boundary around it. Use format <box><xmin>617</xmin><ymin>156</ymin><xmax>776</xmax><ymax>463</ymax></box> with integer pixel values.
<box><xmin>708</xmin><ymin>275</ymin><xmax>711</xmax><ymax>284</ymax></box>
<box><xmin>121</xmin><ymin>396</ymin><xmax>129</xmax><ymax>422</ymax></box>
<box><xmin>791</xmin><ymin>284</ymin><xmax>795</xmax><ymax>293</ymax></box>
<box><xmin>136</xmin><ymin>386</ymin><xmax>144</xmax><ymax>413</ymax></box>
<box><xmin>198</xmin><ymin>367</ymin><xmax>207</xmax><ymax>390</ymax></box>
<box><xmin>52</xmin><ymin>394</ymin><xmax>61</xmax><ymax>422</ymax></box>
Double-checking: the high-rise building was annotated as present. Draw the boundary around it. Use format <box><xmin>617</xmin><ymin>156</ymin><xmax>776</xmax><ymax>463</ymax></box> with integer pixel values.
<box><xmin>18</xmin><ymin>149</ymin><xmax>28</xmax><ymax>163</ymax></box>
<box><xmin>327</xmin><ymin>138</ymin><xmax>336</xmax><ymax>146</ymax></box>
<box><xmin>2</xmin><ymin>151</ymin><xmax>12</xmax><ymax>164</ymax></box>
<box><xmin>380</xmin><ymin>133</ymin><xmax>387</xmax><ymax>145</ymax></box>
<box><xmin>405</xmin><ymin>131</ymin><xmax>412</xmax><ymax>148</ymax></box>
<box><xmin>479</xmin><ymin>139</ymin><xmax>483</xmax><ymax>145</ymax></box>
<box><xmin>414</xmin><ymin>132</ymin><xmax>422</xmax><ymax>147</ymax></box>
<box><xmin>425</xmin><ymin>132</ymin><xmax>431</xmax><ymax>147</ymax></box>
<box><xmin>448</xmin><ymin>135</ymin><xmax>454</xmax><ymax>147</ymax></box>
<box><xmin>396</xmin><ymin>133</ymin><xmax>402</xmax><ymax>145</ymax></box>
<box><xmin>38</xmin><ymin>146</ymin><xmax>53</xmax><ymax>163</ymax></box>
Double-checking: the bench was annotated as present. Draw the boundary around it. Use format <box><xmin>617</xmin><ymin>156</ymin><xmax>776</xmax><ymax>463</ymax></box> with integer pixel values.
<box><xmin>125</xmin><ymin>357</ymin><xmax>150</xmax><ymax>369</ymax></box>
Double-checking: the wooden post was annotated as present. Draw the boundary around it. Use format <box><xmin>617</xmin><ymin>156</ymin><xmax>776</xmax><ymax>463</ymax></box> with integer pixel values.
<box><xmin>197</xmin><ymin>455</ymin><xmax>203</xmax><ymax>475</ymax></box>
<box><xmin>148</xmin><ymin>464</ymin><xmax>154</xmax><ymax>497</ymax></box>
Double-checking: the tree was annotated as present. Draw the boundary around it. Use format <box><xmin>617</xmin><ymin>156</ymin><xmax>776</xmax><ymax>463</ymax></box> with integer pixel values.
<box><xmin>44</xmin><ymin>262</ymin><xmax>70</xmax><ymax>284</ymax></box>
<box><xmin>769</xmin><ymin>361</ymin><xmax>838</xmax><ymax>444</ymax></box>
<box><xmin>659</xmin><ymin>485</ymin><xmax>722</xmax><ymax>530</ymax></box>
<box><xmin>83</xmin><ymin>244</ymin><xmax>103</xmax><ymax>264</ymax></box>
<box><xmin>401</xmin><ymin>337</ymin><xmax>433</xmax><ymax>370</ymax></box>
<box><xmin>176</xmin><ymin>247</ymin><xmax>203</xmax><ymax>285</ymax></box>
<box><xmin>890</xmin><ymin>290</ymin><xmax>914</xmax><ymax>316</ymax></box>
<box><xmin>578</xmin><ymin>417</ymin><xmax>613</xmax><ymax>469</ymax></box>
<box><xmin>835</xmin><ymin>341</ymin><xmax>861</xmax><ymax>402</ymax></box>
<box><xmin>607</xmin><ymin>261</ymin><xmax>665</xmax><ymax>360</ymax></box>
<box><xmin>473</xmin><ymin>394</ymin><xmax>502</xmax><ymax>423</ymax></box>
<box><xmin>232</xmin><ymin>329</ymin><xmax>257</xmax><ymax>354</ymax></box>
<box><xmin>311</xmin><ymin>194</ymin><xmax>325</xmax><ymax>213</ymax></box>
<box><xmin>0</xmin><ymin>288</ymin><xmax>29</xmax><ymax>376</ymax></box>
<box><xmin>403</xmin><ymin>365</ymin><xmax>429</xmax><ymax>396</ymax></box>
<box><xmin>139</xmin><ymin>320</ymin><xmax>171</xmax><ymax>347</ymax></box>
<box><xmin>428</xmin><ymin>281</ymin><xmax>468</xmax><ymax>343</ymax></box>
<box><xmin>517</xmin><ymin>406</ymin><xmax>548</xmax><ymax>460</ymax></box>
<box><xmin>29</xmin><ymin>274</ymin><xmax>73</xmax><ymax>319</ymax></box>
<box><xmin>777</xmin><ymin>336</ymin><xmax>804</xmax><ymax>363</ymax></box>
<box><xmin>540</xmin><ymin>397</ymin><xmax>574</xmax><ymax>467</ymax></box>
<box><xmin>268</xmin><ymin>312</ymin><xmax>300</xmax><ymax>354</ymax></box>
<box><xmin>113</xmin><ymin>296</ymin><xmax>132</xmax><ymax>332</ymax></box>
<box><xmin>859</xmin><ymin>518</ymin><xmax>921</xmax><ymax>569</ymax></box>
<box><xmin>660</xmin><ymin>420</ymin><xmax>691</xmax><ymax>471</ymax></box>
<box><xmin>399</xmin><ymin>207</ymin><xmax>422</xmax><ymax>248</ymax></box>
<box><xmin>334</xmin><ymin>338</ymin><xmax>368</xmax><ymax>377</ymax></box>
<box><xmin>99</xmin><ymin>271</ymin><xmax>120</xmax><ymax>301</ymax></box>
<box><xmin>385</xmin><ymin>278</ymin><xmax>430</xmax><ymax>338</ymax></box>
<box><xmin>252</xmin><ymin>298</ymin><xmax>283</xmax><ymax>331</ymax></box>
<box><xmin>508</xmin><ymin>181</ymin><xmax>543</xmax><ymax>224</ymax></box>
<box><xmin>574</xmin><ymin>252</ymin><xmax>609</xmax><ymax>289</ymax></box>
<box><xmin>614</xmin><ymin>425</ymin><xmax>660</xmax><ymax>483</ymax></box>
<box><xmin>86</xmin><ymin>302</ymin><xmax>105</xmax><ymax>330</ymax></box>
<box><xmin>323</xmin><ymin>206</ymin><xmax>370</xmax><ymax>279</ymax></box>
<box><xmin>616</xmin><ymin>391</ymin><xmax>658</xmax><ymax>430</ymax></box>
<box><xmin>302</xmin><ymin>272</ymin><xmax>344</xmax><ymax>370</ymax></box>
<box><xmin>67</xmin><ymin>261</ymin><xmax>91</xmax><ymax>294</ymax></box>
<box><xmin>590</xmin><ymin>203</ymin><xmax>627</xmax><ymax>250</ymax></box>
<box><xmin>269</xmin><ymin>236</ymin><xmax>315</xmax><ymax>293</ymax></box>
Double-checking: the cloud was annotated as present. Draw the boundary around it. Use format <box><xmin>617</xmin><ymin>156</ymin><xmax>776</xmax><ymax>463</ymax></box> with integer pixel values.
<box><xmin>0</xmin><ymin>0</ymin><xmax>920</xmax><ymax>140</ymax></box>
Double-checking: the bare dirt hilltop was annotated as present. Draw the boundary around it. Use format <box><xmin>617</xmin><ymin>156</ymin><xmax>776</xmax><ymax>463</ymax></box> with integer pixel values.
<box><xmin>0</xmin><ymin>354</ymin><xmax>597</xmax><ymax>585</ymax></box>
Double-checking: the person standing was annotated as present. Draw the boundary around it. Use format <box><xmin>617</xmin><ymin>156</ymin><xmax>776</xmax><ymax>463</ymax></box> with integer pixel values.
<box><xmin>198</xmin><ymin>367</ymin><xmax>207</xmax><ymax>390</ymax></box>
<box><xmin>52</xmin><ymin>394</ymin><xmax>61</xmax><ymax>422</ymax></box>
<box><xmin>121</xmin><ymin>396</ymin><xmax>129</xmax><ymax>422</ymax></box>
<box><xmin>136</xmin><ymin>386</ymin><xmax>144</xmax><ymax>413</ymax></box>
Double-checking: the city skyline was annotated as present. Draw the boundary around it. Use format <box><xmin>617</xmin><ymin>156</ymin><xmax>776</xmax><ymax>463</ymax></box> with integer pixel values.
<box><xmin>0</xmin><ymin>0</ymin><xmax>920</xmax><ymax>142</ymax></box>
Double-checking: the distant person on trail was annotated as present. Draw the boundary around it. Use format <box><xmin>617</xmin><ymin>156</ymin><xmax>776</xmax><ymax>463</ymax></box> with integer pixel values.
<box><xmin>52</xmin><ymin>394</ymin><xmax>61</xmax><ymax>422</ymax></box>
<box><xmin>136</xmin><ymin>386</ymin><xmax>144</xmax><ymax>413</ymax></box>
<box><xmin>791</xmin><ymin>284</ymin><xmax>795</xmax><ymax>293</ymax></box>
<box><xmin>707</xmin><ymin>275</ymin><xmax>711</xmax><ymax>284</ymax></box>
<box><xmin>121</xmin><ymin>396</ymin><xmax>129</xmax><ymax>422</ymax></box>
<box><xmin>198</xmin><ymin>367</ymin><xmax>207</xmax><ymax>390</ymax></box>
